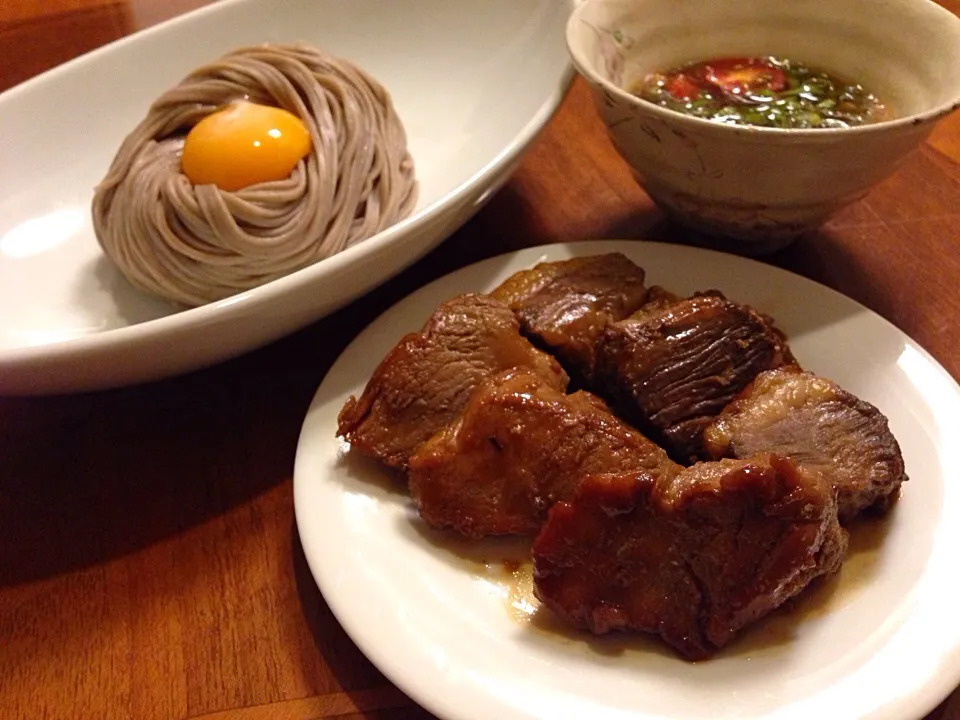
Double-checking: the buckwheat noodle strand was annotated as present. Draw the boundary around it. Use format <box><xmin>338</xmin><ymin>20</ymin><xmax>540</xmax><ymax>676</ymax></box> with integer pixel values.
<box><xmin>92</xmin><ymin>44</ymin><xmax>417</xmax><ymax>306</ymax></box>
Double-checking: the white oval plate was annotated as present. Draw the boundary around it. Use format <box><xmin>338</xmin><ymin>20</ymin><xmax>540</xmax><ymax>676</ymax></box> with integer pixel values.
<box><xmin>0</xmin><ymin>0</ymin><xmax>574</xmax><ymax>394</ymax></box>
<box><xmin>294</xmin><ymin>240</ymin><xmax>960</xmax><ymax>720</ymax></box>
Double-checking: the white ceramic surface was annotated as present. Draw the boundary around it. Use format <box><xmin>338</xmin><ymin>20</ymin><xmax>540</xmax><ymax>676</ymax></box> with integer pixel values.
<box><xmin>295</xmin><ymin>240</ymin><xmax>960</xmax><ymax>720</ymax></box>
<box><xmin>0</xmin><ymin>0</ymin><xmax>574</xmax><ymax>395</ymax></box>
<box><xmin>566</xmin><ymin>0</ymin><xmax>960</xmax><ymax>250</ymax></box>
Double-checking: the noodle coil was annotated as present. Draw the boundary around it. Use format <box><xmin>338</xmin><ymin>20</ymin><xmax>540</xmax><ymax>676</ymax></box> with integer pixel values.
<box><xmin>92</xmin><ymin>43</ymin><xmax>417</xmax><ymax>306</ymax></box>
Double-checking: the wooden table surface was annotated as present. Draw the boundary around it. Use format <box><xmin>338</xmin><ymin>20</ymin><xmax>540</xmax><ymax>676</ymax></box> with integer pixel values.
<box><xmin>2</xmin><ymin>1</ymin><xmax>959</xmax><ymax>719</ymax></box>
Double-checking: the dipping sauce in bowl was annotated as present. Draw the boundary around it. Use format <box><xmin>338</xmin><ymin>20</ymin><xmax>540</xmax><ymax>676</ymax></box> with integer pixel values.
<box><xmin>634</xmin><ymin>56</ymin><xmax>886</xmax><ymax>129</ymax></box>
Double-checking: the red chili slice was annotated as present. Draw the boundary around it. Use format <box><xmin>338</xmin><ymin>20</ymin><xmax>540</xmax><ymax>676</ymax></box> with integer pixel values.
<box><xmin>663</xmin><ymin>73</ymin><xmax>703</xmax><ymax>100</ymax></box>
<box><xmin>700</xmin><ymin>57</ymin><xmax>787</xmax><ymax>94</ymax></box>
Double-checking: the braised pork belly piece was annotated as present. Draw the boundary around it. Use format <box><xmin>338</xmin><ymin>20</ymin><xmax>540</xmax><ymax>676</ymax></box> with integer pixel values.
<box><xmin>532</xmin><ymin>454</ymin><xmax>847</xmax><ymax>660</ymax></box>
<box><xmin>490</xmin><ymin>253</ymin><xmax>650</xmax><ymax>383</ymax></box>
<box><xmin>408</xmin><ymin>368</ymin><xmax>680</xmax><ymax>537</ymax></box>
<box><xmin>337</xmin><ymin>294</ymin><xmax>568</xmax><ymax>469</ymax></box>
<box><xmin>703</xmin><ymin>366</ymin><xmax>907</xmax><ymax>523</ymax></box>
<box><xmin>595</xmin><ymin>293</ymin><xmax>793</xmax><ymax>463</ymax></box>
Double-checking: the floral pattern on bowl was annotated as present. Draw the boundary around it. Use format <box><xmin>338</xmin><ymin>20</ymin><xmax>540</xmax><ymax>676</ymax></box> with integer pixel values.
<box><xmin>579</xmin><ymin>20</ymin><xmax>632</xmax><ymax>87</ymax></box>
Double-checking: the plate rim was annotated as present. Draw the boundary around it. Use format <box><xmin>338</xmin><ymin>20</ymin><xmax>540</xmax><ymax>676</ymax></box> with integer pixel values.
<box><xmin>293</xmin><ymin>239</ymin><xmax>960</xmax><ymax>720</ymax></box>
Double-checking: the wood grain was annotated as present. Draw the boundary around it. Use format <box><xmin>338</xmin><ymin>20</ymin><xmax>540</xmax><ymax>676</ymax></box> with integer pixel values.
<box><xmin>0</xmin><ymin>3</ymin><xmax>130</xmax><ymax>92</ymax></box>
<box><xmin>1</xmin><ymin>2</ymin><xmax>959</xmax><ymax>719</ymax></box>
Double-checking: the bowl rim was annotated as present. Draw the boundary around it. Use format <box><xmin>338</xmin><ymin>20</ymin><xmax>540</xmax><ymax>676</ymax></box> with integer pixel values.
<box><xmin>566</xmin><ymin>0</ymin><xmax>960</xmax><ymax>139</ymax></box>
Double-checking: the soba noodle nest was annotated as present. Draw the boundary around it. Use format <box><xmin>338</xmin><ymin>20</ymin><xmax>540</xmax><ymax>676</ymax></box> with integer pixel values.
<box><xmin>92</xmin><ymin>43</ymin><xmax>418</xmax><ymax>306</ymax></box>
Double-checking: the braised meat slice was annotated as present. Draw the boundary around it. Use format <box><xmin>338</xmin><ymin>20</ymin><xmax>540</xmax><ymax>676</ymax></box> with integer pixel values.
<box><xmin>595</xmin><ymin>294</ymin><xmax>793</xmax><ymax>462</ymax></box>
<box><xmin>407</xmin><ymin>368</ymin><xmax>680</xmax><ymax>537</ymax></box>
<box><xmin>703</xmin><ymin>366</ymin><xmax>907</xmax><ymax>523</ymax></box>
<box><xmin>626</xmin><ymin>285</ymin><xmax>682</xmax><ymax>322</ymax></box>
<box><xmin>490</xmin><ymin>253</ymin><xmax>650</xmax><ymax>382</ymax></box>
<box><xmin>532</xmin><ymin>454</ymin><xmax>847</xmax><ymax>660</ymax></box>
<box><xmin>337</xmin><ymin>294</ymin><xmax>569</xmax><ymax>469</ymax></box>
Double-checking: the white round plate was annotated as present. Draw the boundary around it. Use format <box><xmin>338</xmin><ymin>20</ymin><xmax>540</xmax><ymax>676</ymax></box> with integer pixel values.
<box><xmin>0</xmin><ymin>0</ymin><xmax>574</xmax><ymax>394</ymax></box>
<box><xmin>294</xmin><ymin>240</ymin><xmax>960</xmax><ymax>720</ymax></box>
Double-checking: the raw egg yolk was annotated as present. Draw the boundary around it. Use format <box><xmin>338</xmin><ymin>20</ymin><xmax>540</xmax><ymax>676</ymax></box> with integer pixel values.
<box><xmin>180</xmin><ymin>101</ymin><xmax>312</xmax><ymax>192</ymax></box>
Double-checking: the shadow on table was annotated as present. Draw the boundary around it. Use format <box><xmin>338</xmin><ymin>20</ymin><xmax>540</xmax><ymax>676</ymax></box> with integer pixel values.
<box><xmin>0</xmin><ymin>316</ymin><xmax>338</xmax><ymax>588</ymax></box>
<box><xmin>290</xmin><ymin>522</ymin><xmax>439</xmax><ymax>719</ymax></box>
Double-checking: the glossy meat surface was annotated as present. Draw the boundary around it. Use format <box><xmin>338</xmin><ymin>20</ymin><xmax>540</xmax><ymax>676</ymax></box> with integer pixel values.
<box><xmin>595</xmin><ymin>294</ymin><xmax>792</xmax><ymax>462</ymax></box>
<box><xmin>490</xmin><ymin>253</ymin><xmax>650</xmax><ymax>382</ymax></box>
<box><xmin>626</xmin><ymin>285</ymin><xmax>682</xmax><ymax>322</ymax></box>
<box><xmin>408</xmin><ymin>368</ymin><xmax>679</xmax><ymax>537</ymax></box>
<box><xmin>703</xmin><ymin>366</ymin><xmax>907</xmax><ymax>522</ymax></box>
<box><xmin>337</xmin><ymin>294</ymin><xmax>568</xmax><ymax>469</ymax></box>
<box><xmin>532</xmin><ymin>454</ymin><xmax>847</xmax><ymax>659</ymax></box>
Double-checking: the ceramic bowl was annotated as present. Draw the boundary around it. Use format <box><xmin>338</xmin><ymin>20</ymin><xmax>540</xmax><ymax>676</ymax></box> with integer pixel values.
<box><xmin>567</xmin><ymin>0</ymin><xmax>960</xmax><ymax>253</ymax></box>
